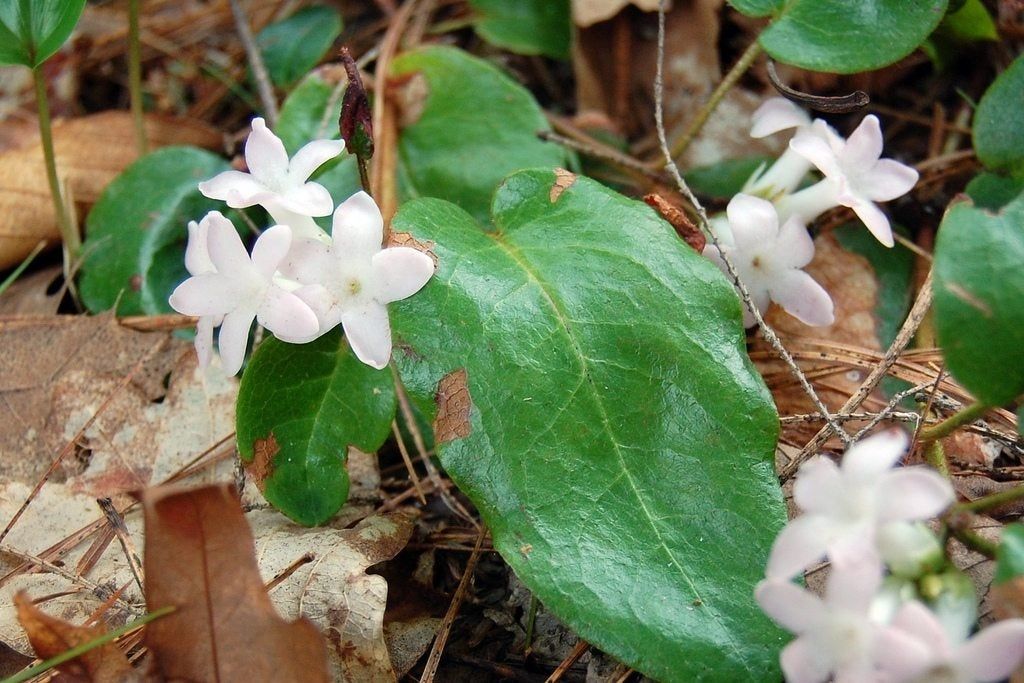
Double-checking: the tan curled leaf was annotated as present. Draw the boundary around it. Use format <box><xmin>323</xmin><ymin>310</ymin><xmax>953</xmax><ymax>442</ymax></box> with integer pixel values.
<box><xmin>0</xmin><ymin>111</ymin><xmax>221</xmax><ymax>268</ymax></box>
<box><xmin>14</xmin><ymin>591</ymin><xmax>134</xmax><ymax>682</ymax></box>
<box><xmin>571</xmin><ymin>0</ymin><xmax>662</xmax><ymax>27</ymax></box>
<box><xmin>252</xmin><ymin>511</ymin><xmax>415</xmax><ymax>682</ymax></box>
<box><xmin>143</xmin><ymin>483</ymin><xmax>330</xmax><ymax>682</ymax></box>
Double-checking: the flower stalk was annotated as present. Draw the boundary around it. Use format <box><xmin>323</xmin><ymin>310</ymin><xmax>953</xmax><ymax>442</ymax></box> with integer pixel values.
<box><xmin>128</xmin><ymin>0</ymin><xmax>148</xmax><ymax>154</ymax></box>
<box><xmin>917</xmin><ymin>401</ymin><xmax>990</xmax><ymax>443</ymax></box>
<box><xmin>31</xmin><ymin>65</ymin><xmax>79</xmax><ymax>266</ymax></box>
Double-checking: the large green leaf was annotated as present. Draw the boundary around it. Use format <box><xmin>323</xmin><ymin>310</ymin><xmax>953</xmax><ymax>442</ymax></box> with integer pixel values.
<box><xmin>759</xmin><ymin>0</ymin><xmax>948</xmax><ymax>73</ymax></box>
<box><xmin>469</xmin><ymin>0</ymin><xmax>571</xmax><ymax>60</ymax></box>
<box><xmin>973</xmin><ymin>55</ymin><xmax>1024</xmax><ymax>177</ymax></box>
<box><xmin>391</xmin><ymin>46</ymin><xmax>569</xmax><ymax>223</ymax></box>
<box><xmin>236</xmin><ymin>331</ymin><xmax>396</xmax><ymax>526</ymax></box>
<box><xmin>965</xmin><ymin>172</ymin><xmax>1024</xmax><ymax>211</ymax></box>
<box><xmin>79</xmin><ymin>147</ymin><xmax>232</xmax><ymax>315</ymax></box>
<box><xmin>934</xmin><ymin>193</ymin><xmax>1024</xmax><ymax>406</ymax></box>
<box><xmin>390</xmin><ymin>169</ymin><xmax>785</xmax><ymax>681</ymax></box>
<box><xmin>728</xmin><ymin>0</ymin><xmax>782</xmax><ymax>18</ymax></box>
<box><xmin>0</xmin><ymin>0</ymin><xmax>85</xmax><ymax>67</ymax></box>
<box><xmin>996</xmin><ymin>524</ymin><xmax>1024</xmax><ymax>584</ymax></box>
<box><xmin>256</xmin><ymin>5</ymin><xmax>342</xmax><ymax>89</ymax></box>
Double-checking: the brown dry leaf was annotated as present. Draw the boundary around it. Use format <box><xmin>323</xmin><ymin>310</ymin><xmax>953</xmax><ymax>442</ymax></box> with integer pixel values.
<box><xmin>143</xmin><ymin>483</ymin><xmax>330</xmax><ymax>682</ymax></box>
<box><xmin>0</xmin><ymin>265</ymin><xmax>63</xmax><ymax>316</ymax></box>
<box><xmin>14</xmin><ymin>592</ymin><xmax>134</xmax><ymax>682</ymax></box>
<box><xmin>252</xmin><ymin>510</ymin><xmax>415</xmax><ymax>682</ymax></box>
<box><xmin>572</xmin><ymin>0</ymin><xmax>662</xmax><ymax>27</ymax></box>
<box><xmin>0</xmin><ymin>111</ymin><xmax>221</xmax><ymax>268</ymax></box>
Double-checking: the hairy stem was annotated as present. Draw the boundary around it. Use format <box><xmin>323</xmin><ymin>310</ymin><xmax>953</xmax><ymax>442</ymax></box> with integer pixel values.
<box><xmin>32</xmin><ymin>65</ymin><xmax>79</xmax><ymax>264</ymax></box>
<box><xmin>959</xmin><ymin>484</ymin><xmax>1024</xmax><ymax>514</ymax></box>
<box><xmin>918</xmin><ymin>400</ymin><xmax>990</xmax><ymax>443</ymax></box>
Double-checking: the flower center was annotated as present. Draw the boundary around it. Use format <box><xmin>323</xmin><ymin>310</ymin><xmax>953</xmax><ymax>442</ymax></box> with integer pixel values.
<box><xmin>348</xmin><ymin>278</ymin><xmax>362</xmax><ymax>296</ymax></box>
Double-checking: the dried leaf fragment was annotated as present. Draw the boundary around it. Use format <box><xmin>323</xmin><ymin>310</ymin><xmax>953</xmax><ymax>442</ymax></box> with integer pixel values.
<box><xmin>644</xmin><ymin>193</ymin><xmax>705</xmax><ymax>252</ymax></box>
<box><xmin>572</xmin><ymin>0</ymin><xmax>663</xmax><ymax>27</ymax></box>
<box><xmin>434</xmin><ymin>369</ymin><xmax>472</xmax><ymax>444</ymax></box>
<box><xmin>550</xmin><ymin>168</ymin><xmax>577</xmax><ymax>203</ymax></box>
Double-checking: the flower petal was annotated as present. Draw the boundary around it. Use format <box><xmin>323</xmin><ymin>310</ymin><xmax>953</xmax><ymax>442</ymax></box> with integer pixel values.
<box><xmin>755</xmin><ymin>579</ymin><xmax>827</xmax><ymax>634</ymax></box>
<box><xmin>197</xmin><ymin>170</ymin><xmax>268</xmax><ymax>208</ymax></box>
<box><xmin>217</xmin><ymin>307</ymin><xmax>256</xmax><ymax>376</ymax></box>
<box><xmin>275</xmin><ymin>181</ymin><xmax>335</xmax><ymax>217</ymax></box>
<box><xmin>244</xmin><ymin>117</ymin><xmax>289</xmax><ymax>186</ymax></box>
<box><xmin>726</xmin><ymin>194</ymin><xmax>778</xmax><ymax>251</ymax></box>
<box><xmin>372</xmin><ymin>247</ymin><xmax>435</xmax><ymax>303</ymax></box>
<box><xmin>258</xmin><ymin>287</ymin><xmax>320</xmax><ymax>342</ymax></box>
<box><xmin>769</xmin><ymin>269</ymin><xmax>834</xmax><ymax>327</ymax></box>
<box><xmin>955</xmin><ymin>619</ymin><xmax>1024</xmax><ymax>681</ymax></box>
<box><xmin>790</xmin><ymin>128</ymin><xmax>843</xmax><ymax>180</ymax></box>
<box><xmin>332</xmin><ymin>191</ymin><xmax>384</xmax><ymax>258</ymax></box>
<box><xmin>850</xmin><ymin>199</ymin><xmax>895</xmax><ymax>247</ymax></box>
<box><xmin>288</xmin><ymin>138</ymin><xmax>345</xmax><ymax>182</ymax></box>
<box><xmin>742</xmin><ymin>286</ymin><xmax>771</xmax><ymax>328</ymax></box>
<box><xmin>750</xmin><ymin>97</ymin><xmax>811</xmax><ymax>138</ymax></box>
<box><xmin>185</xmin><ymin>215</ymin><xmax>217</xmax><ymax>275</ymax></box>
<box><xmin>206</xmin><ymin>214</ymin><xmax>252</xmax><ymax>276</ymax></box>
<box><xmin>169</xmin><ymin>275</ymin><xmax>246</xmax><ymax>316</ymax></box>
<box><xmin>890</xmin><ymin>601</ymin><xmax>949</xmax><ymax>653</ymax></box>
<box><xmin>766</xmin><ymin>515</ymin><xmax>835</xmax><ymax>579</ymax></box>
<box><xmin>780</xmin><ymin>637</ymin><xmax>832</xmax><ymax>683</ymax></box>
<box><xmin>841</xmin><ymin>429</ymin><xmax>908</xmax><ymax>480</ymax></box>
<box><xmin>250</xmin><ymin>224</ymin><xmax>292</xmax><ymax>279</ymax></box>
<box><xmin>824</xmin><ymin>557</ymin><xmax>883</xmax><ymax>611</ymax></box>
<box><xmin>266</xmin><ymin>208</ymin><xmax>331</xmax><ymax>243</ymax></box>
<box><xmin>341</xmin><ymin>303</ymin><xmax>391</xmax><ymax>369</ymax></box>
<box><xmin>840</xmin><ymin>115</ymin><xmax>884</xmax><ymax>170</ymax></box>
<box><xmin>875</xmin><ymin>468</ymin><xmax>955</xmax><ymax>521</ymax></box>
<box><xmin>194</xmin><ymin>315</ymin><xmax>218</xmax><ymax>368</ymax></box>
<box><xmin>856</xmin><ymin>158</ymin><xmax>919</xmax><ymax>202</ymax></box>
<box><xmin>793</xmin><ymin>456</ymin><xmax>844</xmax><ymax>514</ymax></box>
<box><xmin>772</xmin><ymin>215</ymin><xmax>816</xmax><ymax>269</ymax></box>
<box><xmin>294</xmin><ymin>283</ymin><xmax>344</xmax><ymax>333</ymax></box>
<box><xmin>874</xmin><ymin>619</ymin><xmax>939</xmax><ymax>683</ymax></box>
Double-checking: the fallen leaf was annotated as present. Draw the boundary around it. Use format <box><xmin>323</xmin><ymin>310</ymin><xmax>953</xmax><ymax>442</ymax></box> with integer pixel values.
<box><xmin>0</xmin><ymin>265</ymin><xmax>63</xmax><ymax>316</ymax></box>
<box><xmin>571</xmin><ymin>0</ymin><xmax>662</xmax><ymax>28</ymax></box>
<box><xmin>143</xmin><ymin>483</ymin><xmax>330</xmax><ymax>682</ymax></box>
<box><xmin>0</xmin><ymin>111</ymin><xmax>221</xmax><ymax>268</ymax></box>
<box><xmin>253</xmin><ymin>510</ymin><xmax>415</xmax><ymax>682</ymax></box>
<box><xmin>14</xmin><ymin>591</ymin><xmax>133</xmax><ymax>682</ymax></box>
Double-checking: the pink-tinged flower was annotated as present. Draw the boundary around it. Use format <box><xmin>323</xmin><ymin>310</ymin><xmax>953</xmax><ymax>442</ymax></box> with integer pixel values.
<box><xmin>292</xmin><ymin>191</ymin><xmax>435</xmax><ymax>370</ymax></box>
<box><xmin>750</xmin><ymin>97</ymin><xmax>813</xmax><ymax>139</ymax></box>
<box><xmin>198</xmin><ymin>117</ymin><xmax>344</xmax><ymax>237</ymax></box>
<box><xmin>766</xmin><ymin>430</ymin><xmax>955</xmax><ymax>580</ymax></box>
<box><xmin>756</xmin><ymin>561</ymin><xmax>916</xmax><ymax>683</ymax></box>
<box><xmin>169</xmin><ymin>213</ymin><xmax>320</xmax><ymax>375</ymax></box>
<box><xmin>703</xmin><ymin>194</ymin><xmax>833</xmax><ymax>328</ymax></box>
<box><xmin>879</xmin><ymin>601</ymin><xmax>1024</xmax><ymax>683</ymax></box>
<box><xmin>745</xmin><ymin>98</ymin><xmax>824</xmax><ymax>198</ymax></box>
<box><xmin>183</xmin><ymin>213</ymin><xmax>221</xmax><ymax>368</ymax></box>
<box><xmin>779</xmin><ymin>115</ymin><xmax>919</xmax><ymax>247</ymax></box>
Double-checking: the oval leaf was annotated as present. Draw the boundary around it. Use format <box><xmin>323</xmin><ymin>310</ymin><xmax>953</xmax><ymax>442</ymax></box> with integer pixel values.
<box><xmin>391</xmin><ymin>46</ymin><xmax>569</xmax><ymax>223</ymax></box>
<box><xmin>973</xmin><ymin>55</ymin><xmax>1024</xmax><ymax>176</ymax></box>
<box><xmin>934</xmin><ymin>193</ymin><xmax>1024</xmax><ymax>406</ymax></box>
<box><xmin>390</xmin><ymin>169</ymin><xmax>785</xmax><ymax>681</ymax></box>
<box><xmin>0</xmin><ymin>0</ymin><xmax>85</xmax><ymax>67</ymax></box>
<box><xmin>257</xmin><ymin>5</ymin><xmax>342</xmax><ymax>89</ymax></box>
<box><xmin>79</xmin><ymin>146</ymin><xmax>232</xmax><ymax>315</ymax></box>
<box><xmin>728</xmin><ymin>0</ymin><xmax>782</xmax><ymax>18</ymax></box>
<box><xmin>236</xmin><ymin>331</ymin><xmax>397</xmax><ymax>526</ymax></box>
<box><xmin>469</xmin><ymin>0</ymin><xmax>571</xmax><ymax>59</ymax></box>
<box><xmin>759</xmin><ymin>0</ymin><xmax>948</xmax><ymax>73</ymax></box>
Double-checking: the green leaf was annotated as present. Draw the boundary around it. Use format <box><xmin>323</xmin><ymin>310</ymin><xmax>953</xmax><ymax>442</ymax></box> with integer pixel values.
<box><xmin>79</xmin><ymin>147</ymin><xmax>233</xmax><ymax>315</ymax></box>
<box><xmin>390</xmin><ymin>169</ymin><xmax>785</xmax><ymax>681</ymax></box>
<box><xmin>728</xmin><ymin>0</ymin><xmax>783</xmax><ymax>18</ymax></box>
<box><xmin>759</xmin><ymin>0</ymin><xmax>948</xmax><ymax>73</ymax></box>
<box><xmin>996</xmin><ymin>524</ymin><xmax>1024</xmax><ymax>584</ymax></box>
<box><xmin>469</xmin><ymin>0</ymin><xmax>571</xmax><ymax>60</ymax></box>
<box><xmin>236</xmin><ymin>331</ymin><xmax>396</xmax><ymax>526</ymax></box>
<box><xmin>685</xmin><ymin>157</ymin><xmax>771</xmax><ymax>200</ymax></box>
<box><xmin>276</xmin><ymin>71</ymin><xmax>361</xmax><ymax>219</ymax></box>
<box><xmin>934</xmin><ymin>193</ymin><xmax>1024</xmax><ymax>406</ymax></box>
<box><xmin>935</xmin><ymin>0</ymin><xmax>997</xmax><ymax>43</ymax></box>
<box><xmin>257</xmin><ymin>5</ymin><xmax>342</xmax><ymax>89</ymax></box>
<box><xmin>974</xmin><ymin>55</ymin><xmax>1024</xmax><ymax>176</ymax></box>
<box><xmin>965</xmin><ymin>172</ymin><xmax>1024</xmax><ymax>211</ymax></box>
<box><xmin>0</xmin><ymin>0</ymin><xmax>85</xmax><ymax>67</ymax></box>
<box><xmin>391</xmin><ymin>46</ymin><xmax>569</xmax><ymax>223</ymax></box>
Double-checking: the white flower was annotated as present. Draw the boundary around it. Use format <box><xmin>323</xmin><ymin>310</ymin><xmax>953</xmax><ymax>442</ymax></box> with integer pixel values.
<box><xmin>766</xmin><ymin>430</ymin><xmax>955</xmax><ymax>580</ymax></box>
<box><xmin>778</xmin><ymin>115</ymin><xmax>919</xmax><ymax>247</ymax></box>
<box><xmin>291</xmin><ymin>191</ymin><xmax>435</xmax><ymax>370</ymax></box>
<box><xmin>756</xmin><ymin>561</ymin><xmax>915</xmax><ymax>683</ymax></box>
<box><xmin>183</xmin><ymin>213</ymin><xmax>221</xmax><ymax>368</ymax></box>
<box><xmin>703</xmin><ymin>194</ymin><xmax>834</xmax><ymax>328</ymax></box>
<box><xmin>169</xmin><ymin>212</ymin><xmax>320</xmax><ymax>375</ymax></box>
<box><xmin>880</xmin><ymin>601</ymin><xmax>1024</xmax><ymax>683</ymax></box>
<box><xmin>744</xmin><ymin>98</ymin><xmax>818</xmax><ymax>198</ymax></box>
<box><xmin>198</xmin><ymin>117</ymin><xmax>344</xmax><ymax>240</ymax></box>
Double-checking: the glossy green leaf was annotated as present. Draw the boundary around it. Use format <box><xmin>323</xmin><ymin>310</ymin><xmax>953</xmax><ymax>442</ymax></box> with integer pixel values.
<box><xmin>728</xmin><ymin>0</ymin><xmax>782</xmax><ymax>18</ymax></box>
<box><xmin>0</xmin><ymin>0</ymin><xmax>85</xmax><ymax>67</ymax></box>
<box><xmin>257</xmin><ymin>5</ymin><xmax>342</xmax><ymax>89</ymax></box>
<box><xmin>935</xmin><ymin>0</ymin><xmax>997</xmax><ymax>43</ymax></box>
<box><xmin>390</xmin><ymin>169</ymin><xmax>785</xmax><ymax>681</ymax></box>
<box><xmin>965</xmin><ymin>172</ymin><xmax>1024</xmax><ymax>211</ymax></box>
<box><xmin>236</xmin><ymin>330</ymin><xmax>396</xmax><ymax>526</ymax></box>
<box><xmin>974</xmin><ymin>55</ymin><xmax>1024</xmax><ymax>176</ymax></box>
<box><xmin>469</xmin><ymin>0</ymin><xmax>571</xmax><ymax>60</ymax></box>
<box><xmin>759</xmin><ymin>0</ymin><xmax>948</xmax><ymax>73</ymax></box>
<box><xmin>276</xmin><ymin>71</ymin><xmax>361</xmax><ymax>222</ymax></box>
<box><xmin>391</xmin><ymin>46</ymin><xmax>569</xmax><ymax>223</ymax></box>
<box><xmin>685</xmin><ymin>157</ymin><xmax>771</xmax><ymax>200</ymax></box>
<box><xmin>996</xmin><ymin>524</ymin><xmax>1024</xmax><ymax>584</ymax></box>
<box><xmin>934</xmin><ymin>193</ymin><xmax>1024</xmax><ymax>406</ymax></box>
<box><xmin>79</xmin><ymin>147</ymin><xmax>232</xmax><ymax>315</ymax></box>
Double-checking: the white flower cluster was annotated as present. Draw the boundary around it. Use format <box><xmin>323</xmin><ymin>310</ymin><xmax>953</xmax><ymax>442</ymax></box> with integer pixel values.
<box><xmin>704</xmin><ymin>99</ymin><xmax>919</xmax><ymax>328</ymax></box>
<box><xmin>169</xmin><ymin>118</ymin><xmax>435</xmax><ymax>375</ymax></box>
<box><xmin>757</xmin><ymin>430</ymin><xmax>1024</xmax><ymax>683</ymax></box>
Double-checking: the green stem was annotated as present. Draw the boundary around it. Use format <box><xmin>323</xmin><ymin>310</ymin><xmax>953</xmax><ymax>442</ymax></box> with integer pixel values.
<box><xmin>0</xmin><ymin>241</ymin><xmax>45</xmax><ymax>297</ymax></box>
<box><xmin>949</xmin><ymin>524</ymin><xmax>999</xmax><ymax>558</ymax></box>
<box><xmin>667</xmin><ymin>39</ymin><xmax>763</xmax><ymax>162</ymax></box>
<box><xmin>1</xmin><ymin>606</ymin><xmax>174</xmax><ymax>683</ymax></box>
<box><xmin>128</xmin><ymin>0</ymin><xmax>147</xmax><ymax>154</ymax></box>
<box><xmin>31</xmin><ymin>65</ymin><xmax>79</xmax><ymax>264</ymax></box>
<box><xmin>923</xmin><ymin>440</ymin><xmax>950</xmax><ymax>479</ymax></box>
<box><xmin>959</xmin><ymin>484</ymin><xmax>1024</xmax><ymax>514</ymax></box>
<box><xmin>524</xmin><ymin>594</ymin><xmax>539</xmax><ymax>654</ymax></box>
<box><xmin>356</xmin><ymin>156</ymin><xmax>371</xmax><ymax>195</ymax></box>
<box><xmin>918</xmin><ymin>400</ymin><xmax>990</xmax><ymax>442</ymax></box>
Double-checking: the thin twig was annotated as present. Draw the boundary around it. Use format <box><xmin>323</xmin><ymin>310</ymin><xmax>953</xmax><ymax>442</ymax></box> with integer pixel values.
<box><xmin>918</xmin><ymin>400</ymin><xmax>991</xmax><ymax>443</ymax></box>
<box><xmin>653</xmin><ymin>0</ymin><xmax>849</xmax><ymax>448</ymax></box>
<box><xmin>545</xmin><ymin>640</ymin><xmax>590</xmax><ymax>683</ymax></box>
<box><xmin>391</xmin><ymin>420</ymin><xmax>427</xmax><ymax>504</ymax></box>
<box><xmin>850</xmin><ymin>381</ymin><xmax>932</xmax><ymax>440</ymax></box>
<box><xmin>97</xmin><ymin>498</ymin><xmax>145</xmax><ymax>596</ymax></box>
<box><xmin>127</xmin><ymin>0</ymin><xmax>148</xmax><ymax>154</ymax></box>
<box><xmin>229</xmin><ymin>0</ymin><xmax>278</xmax><ymax>126</ymax></box>
<box><xmin>0</xmin><ymin>545</ymin><xmax>142</xmax><ymax>613</ymax></box>
<box><xmin>780</xmin><ymin>410</ymin><xmax>923</xmax><ymax>426</ymax></box>
<box><xmin>537</xmin><ymin>129</ymin><xmax>665</xmax><ymax>184</ymax></box>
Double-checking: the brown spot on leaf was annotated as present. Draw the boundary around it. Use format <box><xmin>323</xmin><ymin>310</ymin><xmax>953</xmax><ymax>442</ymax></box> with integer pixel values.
<box><xmin>247</xmin><ymin>434</ymin><xmax>279</xmax><ymax>491</ymax></box>
<box><xmin>644</xmin><ymin>193</ymin><xmax>705</xmax><ymax>252</ymax></box>
<box><xmin>434</xmin><ymin>369</ymin><xmax>472</xmax><ymax>445</ymax></box>
<box><xmin>388</xmin><ymin>231</ymin><xmax>438</xmax><ymax>268</ymax></box>
<box><xmin>946</xmin><ymin>282</ymin><xmax>993</xmax><ymax>317</ymax></box>
<box><xmin>520</xmin><ymin>544</ymin><xmax>532</xmax><ymax>557</ymax></box>
<box><xmin>550</xmin><ymin>168</ymin><xmax>577</xmax><ymax>203</ymax></box>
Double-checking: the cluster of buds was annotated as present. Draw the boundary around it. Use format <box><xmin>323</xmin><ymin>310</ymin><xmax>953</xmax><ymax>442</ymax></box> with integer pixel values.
<box><xmin>168</xmin><ymin>118</ymin><xmax>435</xmax><ymax>375</ymax></box>
<box><xmin>757</xmin><ymin>431</ymin><xmax>1024</xmax><ymax>683</ymax></box>
<box><xmin>704</xmin><ymin>99</ymin><xmax>919</xmax><ymax>328</ymax></box>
